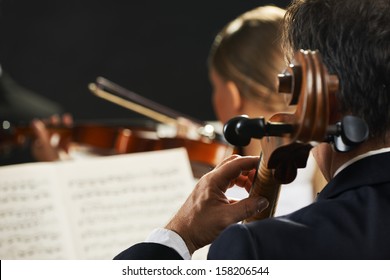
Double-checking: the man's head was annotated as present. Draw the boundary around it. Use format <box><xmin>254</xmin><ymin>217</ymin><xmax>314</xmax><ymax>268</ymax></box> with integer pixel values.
<box><xmin>283</xmin><ymin>0</ymin><xmax>390</xmax><ymax>140</ymax></box>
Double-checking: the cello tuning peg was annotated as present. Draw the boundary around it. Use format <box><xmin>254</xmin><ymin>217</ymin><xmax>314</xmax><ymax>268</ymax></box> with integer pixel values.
<box><xmin>223</xmin><ymin>115</ymin><xmax>294</xmax><ymax>147</ymax></box>
<box><xmin>223</xmin><ymin>115</ymin><xmax>253</xmax><ymax>146</ymax></box>
<box><xmin>327</xmin><ymin>115</ymin><xmax>369</xmax><ymax>152</ymax></box>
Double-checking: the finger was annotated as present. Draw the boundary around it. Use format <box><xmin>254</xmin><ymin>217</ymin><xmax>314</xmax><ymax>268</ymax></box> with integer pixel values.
<box><xmin>62</xmin><ymin>113</ymin><xmax>73</xmax><ymax>126</ymax></box>
<box><xmin>226</xmin><ymin>196</ymin><xmax>269</xmax><ymax>223</ymax></box>
<box><xmin>31</xmin><ymin>120</ymin><xmax>60</xmax><ymax>161</ymax></box>
<box><xmin>214</xmin><ymin>154</ymin><xmax>241</xmax><ymax>169</ymax></box>
<box><xmin>50</xmin><ymin>114</ymin><xmax>60</xmax><ymax>125</ymax></box>
<box><xmin>209</xmin><ymin>156</ymin><xmax>260</xmax><ymax>192</ymax></box>
<box><xmin>31</xmin><ymin>119</ymin><xmax>51</xmax><ymax>145</ymax></box>
<box><xmin>231</xmin><ymin>169</ymin><xmax>257</xmax><ymax>193</ymax></box>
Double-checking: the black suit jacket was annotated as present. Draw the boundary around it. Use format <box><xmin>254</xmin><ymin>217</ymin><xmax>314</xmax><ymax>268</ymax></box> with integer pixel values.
<box><xmin>114</xmin><ymin>152</ymin><xmax>390</xmax><ymax>260</ymax></box>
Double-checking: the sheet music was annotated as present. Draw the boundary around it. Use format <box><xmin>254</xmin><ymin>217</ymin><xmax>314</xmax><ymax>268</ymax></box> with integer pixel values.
<box><xmin>0</xmin><ymin>164</ymin><xmax>76</xmax><ymax>259</ymax></box>
<box><xmin>0</xmin><ymin>148</ymin><xmax>195</xmax><ymax>259</ymax></box>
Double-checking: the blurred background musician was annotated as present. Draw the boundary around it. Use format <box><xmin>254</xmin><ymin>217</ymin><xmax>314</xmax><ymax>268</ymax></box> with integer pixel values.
<box><xmin>207</xmin><ymin>5</ymin><xmax>325</xmax><ymax>213</ymax></box>
<box><xmin>0</xmin><ymin>1</ymin><xmax>291</xmax><ymax>170</ymax></box>
<box><xmin>0</xmin><ymin>64</ymin><xmax>67</xmax><ymax>165</ymax></box>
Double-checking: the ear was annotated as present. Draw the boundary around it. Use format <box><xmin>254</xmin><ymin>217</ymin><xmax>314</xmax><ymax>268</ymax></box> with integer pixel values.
<box><xmin>226</xmin><ymin>81</ymin><xmax>243</xmax><ymax>113</ymax></box>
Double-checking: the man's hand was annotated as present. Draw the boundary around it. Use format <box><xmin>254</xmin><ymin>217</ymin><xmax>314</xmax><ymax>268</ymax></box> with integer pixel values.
<box><xmin>165</xmin><ymin>155</ymin><xmax>269</xmax><ymax>254</ymax></box>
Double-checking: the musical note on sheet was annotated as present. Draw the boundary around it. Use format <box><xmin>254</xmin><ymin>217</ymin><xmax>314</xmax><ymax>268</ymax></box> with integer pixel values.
<box><xmin>0</xmin><ymin>148</ymin><xmax>195</xmax><ymax>259</ymax></box>
<box><xmin>0</xmin><ymin>166</ymin><xmax>75</xmax><ymax>259</ymax></box>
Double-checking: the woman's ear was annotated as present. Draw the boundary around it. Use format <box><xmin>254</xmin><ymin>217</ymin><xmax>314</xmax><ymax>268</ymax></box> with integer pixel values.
<box><xmin>226</xmin><ymin>81</ymin><xmax>243</xmax><ymax>114</ymax></box>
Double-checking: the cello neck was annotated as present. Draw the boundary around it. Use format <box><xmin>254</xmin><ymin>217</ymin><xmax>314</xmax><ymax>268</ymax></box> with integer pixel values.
<box><xmin>244</xmin><ymin>155</ymin><xmax>281</xmax><ymax>223</ymax></box>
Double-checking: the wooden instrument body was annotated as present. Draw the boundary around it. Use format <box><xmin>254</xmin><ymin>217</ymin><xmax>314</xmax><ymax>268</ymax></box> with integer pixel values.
<box><xmin>1</xmin><ymin>76</ymin><xmax>236</xmax><ymax>177</ymax></box>
<box><xmin>224</xmin><ymin>50</ymin><xmax>340</xmax><ymax>222</ymax></box>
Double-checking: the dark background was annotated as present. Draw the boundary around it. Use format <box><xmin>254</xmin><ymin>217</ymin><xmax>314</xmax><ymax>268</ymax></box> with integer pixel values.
<box><xmin>0</xmin><ymin>0</ymin><xmax>290</xmax><ymax>123</ymax></box>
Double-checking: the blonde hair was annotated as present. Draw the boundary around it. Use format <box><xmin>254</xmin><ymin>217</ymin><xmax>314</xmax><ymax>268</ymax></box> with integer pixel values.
<box><xmin>208</xmin><ymin>6</ymin><xmax>287</xmax><ymax>111</ymax></box>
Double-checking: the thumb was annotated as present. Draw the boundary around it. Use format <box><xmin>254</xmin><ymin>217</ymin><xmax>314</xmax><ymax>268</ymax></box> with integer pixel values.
<box><xmin>31</xmin><ymin>119</ymin><xmax>51</xmax><ymax>145</ymax></box>
<box><xmin>228</xmin><ymin>197</ymin><xmax>269</xmax><ymax>223</ymax></box>
<box><xmin>31</xmin><ymin>119</ymin><xmax>60</xmax><ymax>161</ymax></box>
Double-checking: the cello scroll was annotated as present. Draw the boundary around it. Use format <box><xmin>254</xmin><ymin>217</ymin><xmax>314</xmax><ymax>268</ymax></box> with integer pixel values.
<box><xmin>224</xmin><ymin>50</ymin><xmax>368</xmax><ymax>222</ymax></box>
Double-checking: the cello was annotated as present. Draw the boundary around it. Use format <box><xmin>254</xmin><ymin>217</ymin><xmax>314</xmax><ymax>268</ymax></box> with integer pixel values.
<box><xmin>223</xmin><ymin>50</ymin><xmax>369</xmax><ymax>222</ymax></box>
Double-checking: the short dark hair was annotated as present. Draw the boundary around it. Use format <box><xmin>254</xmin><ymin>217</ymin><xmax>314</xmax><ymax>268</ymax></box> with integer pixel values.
<box><xmin>283</xmin><ymin>0</ymin><xmax>390</xmax><ymax>139</ymax></box>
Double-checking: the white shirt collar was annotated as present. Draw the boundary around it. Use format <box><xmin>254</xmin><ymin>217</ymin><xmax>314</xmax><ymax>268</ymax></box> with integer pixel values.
<box><xmin>333</xmin><ymin>147</ymin><xmax>390</xmax><ymax>177</ymax></box>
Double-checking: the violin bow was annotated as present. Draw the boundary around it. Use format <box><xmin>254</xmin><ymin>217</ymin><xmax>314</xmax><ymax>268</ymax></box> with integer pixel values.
<box><xmin>88</xmin><ymin>77</ymin><xmax>204</xmax><ymax>127</ymax></box>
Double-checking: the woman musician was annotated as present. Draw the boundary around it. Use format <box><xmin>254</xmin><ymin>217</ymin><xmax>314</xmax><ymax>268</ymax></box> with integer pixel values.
<box><xmin>207</xmin><ymin>5</ymin><xmax>322</xmax><ymax>215</ymax></box>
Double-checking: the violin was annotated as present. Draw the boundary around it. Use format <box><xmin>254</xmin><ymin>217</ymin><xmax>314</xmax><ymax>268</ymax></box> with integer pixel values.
<box><xmin>88</xmin><ymin>77</ymin><xmax>236</xmax><ymax>177</ymax></box>
<box><xmin>1</xmin><ymin>117</ymin><xmax>234</xmax><ymax>177</ymax></box>
<box><xmin>0</xmin><ymin>119</ymin><xmax>157</xmax><ymax>156</ymax></box>
<box><xmin>223</xmin><ymin>50</ymin><xmax>369</xmax><ymax>222</ymax></box>
<box><xmin>1</xmin><ymin>77</ymin><xmax>235</xmax><ymax>178</ymax></box>
<box><xmin>114</xmin><ymin>127</ymin><xmax>235</xmax><ymax>177</ymax></box>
